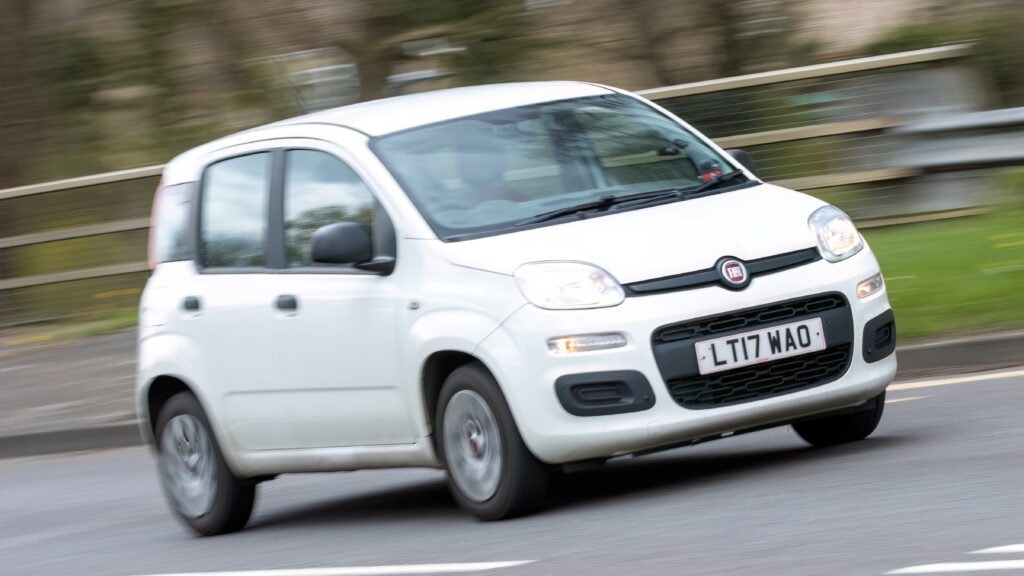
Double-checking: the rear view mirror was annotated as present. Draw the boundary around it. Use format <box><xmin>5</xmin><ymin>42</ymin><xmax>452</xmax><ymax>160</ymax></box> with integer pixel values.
<box><xmin>727</xmin><ymin>149</ymin><xmax>757</xmax><ymax>175</ymax></box>
<box><xmin>311</xmin><ymin>222</ymin><xmax>373</xmax><ymax>265</ymax></box>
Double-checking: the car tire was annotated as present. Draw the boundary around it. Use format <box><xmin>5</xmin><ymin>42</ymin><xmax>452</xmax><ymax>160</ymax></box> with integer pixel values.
<box><xmin>155</xmin><ymin>392</ymin><xmax>255</xmax><ymax>536</ymax></box>
<box><xmin>792</xmin><ymin>391</ymin><xmax>886</xmax><ymax>447</ymax></box>
<box><xmin>436</xmin><ymin>363</ymin><xmax>549</xmax><ymax>520</ymax></box>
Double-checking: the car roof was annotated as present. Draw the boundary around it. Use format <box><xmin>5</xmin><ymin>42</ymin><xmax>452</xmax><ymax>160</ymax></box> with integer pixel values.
<box><xmin>274</xmin><ymin>81</ymin><xmax>613</xmax><ymax>136</ymax></box>
<box><xmin>162</xmin><ymin>82</ymin><xmax>614</xmax><ymax>184</ymax></box>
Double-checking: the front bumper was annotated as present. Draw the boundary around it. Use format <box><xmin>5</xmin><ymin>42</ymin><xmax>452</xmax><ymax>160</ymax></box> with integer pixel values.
<box><xmin>475</xmin><ymin>247</ymin><xmax>897</xmax><ymax>464</ymax></box>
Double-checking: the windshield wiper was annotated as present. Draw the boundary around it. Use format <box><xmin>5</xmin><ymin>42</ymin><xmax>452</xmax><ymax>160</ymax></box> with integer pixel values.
<box><xmin>514</xmin><ymin>189</ymin><xmax>685</xmax><ymax>226</ymax></box>
<box><xmin>680</xmin><ymin>170</ymin><xmax>749</xmax><ymax>196</ymax></box>
<box><xmin>513</xmin><ymin>172</ymin><xmax>752</xmax><ymax>227</ymax></box>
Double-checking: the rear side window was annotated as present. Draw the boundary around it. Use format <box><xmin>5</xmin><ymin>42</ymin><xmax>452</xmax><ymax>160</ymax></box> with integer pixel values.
<box><xmin>150</xmin><ymin>182</ymin><xmax>195</xmax><ymax>266</ymax></box>
<box><xmin>200</xmin><ymin>153</ymin><xmax>271</xmax><ymax>269</ymax></box>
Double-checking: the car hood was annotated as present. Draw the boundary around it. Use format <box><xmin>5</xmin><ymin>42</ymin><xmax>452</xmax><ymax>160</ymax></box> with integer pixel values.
<box><xmin>438</xmin><ymin>184</ymin><xmax>828</xmax><ymax>284</ymax></box>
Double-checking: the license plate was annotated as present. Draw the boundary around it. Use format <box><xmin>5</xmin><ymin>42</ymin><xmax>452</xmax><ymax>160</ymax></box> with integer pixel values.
<box><xmin>695</xmin><ymin>318</ymin><xmax>826</xmax><ymax>375</ymax></box>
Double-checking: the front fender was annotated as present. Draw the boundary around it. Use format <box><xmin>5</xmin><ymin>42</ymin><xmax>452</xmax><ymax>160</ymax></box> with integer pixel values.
<box><xmin>403</xmin><ymin>307</ymin><xmax>521</xmax><ymax>436</ymax></box>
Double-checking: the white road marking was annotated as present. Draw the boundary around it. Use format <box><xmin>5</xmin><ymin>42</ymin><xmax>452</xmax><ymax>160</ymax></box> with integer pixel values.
<box><xmin>127</xmin><ymin>562</ymin><xmax>534</xmax><ymax>576</ymax></box>
<box><xmin>0</xmin><ymin>363</ymin><xmax>36</xmax><ymax>373</ymax></box>
<box><xmin>889</xmin><ymin>368</ymin><xmax>1024</xmax><ymax>392</ymax></box>
<box><xmin>0</xmin><ymin>522</ymin><xmax>107</xmax><ymax>551</ymax></box>
<box><xmin>885</xmin><ymin>395</ymin><xmax>930</xmax><ymax>404</ymax></box>
<box><xmin>971</xmin><ymin>544</ymin><xmax>1024</xmax><ymax>554</ymax></box>
<box><xmin>888</xmin><ymin>560</ymin><xmax>1024</xmax><ymax>574</ymax></box>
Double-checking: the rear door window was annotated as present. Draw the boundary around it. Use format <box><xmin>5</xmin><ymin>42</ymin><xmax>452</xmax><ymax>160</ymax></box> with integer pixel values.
<box><xmin>199</xmin><ymin>153</ymin><xmax>272</xmax><ymax>269</ymax></box>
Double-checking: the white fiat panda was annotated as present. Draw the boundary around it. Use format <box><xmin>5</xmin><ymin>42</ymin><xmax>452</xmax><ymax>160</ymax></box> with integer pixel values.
<box><xmin>139</xmin><ymin>82</ymin><xmax>897</xmax><ymax>535</ymax></box>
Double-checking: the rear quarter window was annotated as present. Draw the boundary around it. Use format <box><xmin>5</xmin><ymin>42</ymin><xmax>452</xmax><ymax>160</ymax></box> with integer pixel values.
<box><xmin>150</xmin><ymin>182</ymin><xmax>196</xmax><ymax>265</ymax></box>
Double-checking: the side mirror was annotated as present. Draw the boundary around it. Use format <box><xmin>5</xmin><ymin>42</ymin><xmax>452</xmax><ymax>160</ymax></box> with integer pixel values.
<box><xmin>311</xmin><ymin>222</ymin><xmax>396</xmax><ymax>274</ymax></box>
<box><xmin>727</xmin><ymin>149</ymin><xmax>757</xmax><ymax>175</ymax></box>
<box><xmin>311</xmin><ymin>222</ymin><xmax>373</xmax><ymax>265</ymax></box>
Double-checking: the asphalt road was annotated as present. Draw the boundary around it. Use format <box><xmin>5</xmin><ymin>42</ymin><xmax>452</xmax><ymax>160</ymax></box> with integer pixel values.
<box><xmin>3</xmin><ymin>368</ymin><xmax>1024</xmax><ymax>576</ymax></box>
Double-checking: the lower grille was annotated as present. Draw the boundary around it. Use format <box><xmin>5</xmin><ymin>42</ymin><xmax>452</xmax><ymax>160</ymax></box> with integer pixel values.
<box><xmin>665</xmin><ymin>344</ymin><xmax>852</xmax><ymax>409</ymax></box>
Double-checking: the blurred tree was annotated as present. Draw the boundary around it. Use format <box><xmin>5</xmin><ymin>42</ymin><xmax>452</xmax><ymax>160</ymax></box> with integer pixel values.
<box><xmin>613</xmin><ymin>0</ymin><xmax>683</xmax><ymax>86</ymax></box>
<box><xmin>604</xmin><ymin>0</ymin><xmax>803</xmax><ymax>87</ymax></box>
<box><xmin>0</xmin><ymin>0</ymin><xmax>36</xmax><ymax>317</ymax></box>
<box><xmin>334</xmin><ymin>0</ymin><xmax>542</xmax><ymax>100</ymax></box>
<box><xmin>431</xmin><ymin>1</ymin><xmax>541</xmax><ymax>85</ymax></box>
<box><xmin>201</xmin><ymin>0</ymin><xmax>273</xmax><ymax>109</ymax></box>
<box><xmin>38</xmin><ymin>31</ymin><xmax>104</xmax><ymax>112</ymax></box>
<box><xmin>217</xmin><ymin>0</ymin><xmax>540</xmax><ymax>103</ymax></box>
<box><xmin>0</xmin><ymin>0</ymin><xmax>37</xmax><ymax>187</ymax></box>
<box><xmin>865</xmin><ymin>1</ymin><xmax>1024</xmax><ymax>107</ymax></box>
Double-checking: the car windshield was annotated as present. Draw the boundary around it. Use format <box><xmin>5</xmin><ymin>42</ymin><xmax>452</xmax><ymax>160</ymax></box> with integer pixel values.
<box><xmin>372</xmin><ymin>93</ymin><xmax>744</xmax><ymax>240</ymax></box>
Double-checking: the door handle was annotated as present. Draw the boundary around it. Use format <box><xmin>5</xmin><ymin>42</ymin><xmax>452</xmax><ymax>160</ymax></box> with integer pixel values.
<box><xmin>275</xmin><ymin>294</ymin><xmax>298</xmax><ymax>312</ymax></box>
<box><xmin>182</xmin><ymin>296</ymin><xmax>201</xmax><ymax>311</ymax></box>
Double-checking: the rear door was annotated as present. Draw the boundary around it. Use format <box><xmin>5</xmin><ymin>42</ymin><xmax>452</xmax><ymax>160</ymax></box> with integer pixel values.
<box><xmin>187</xmin><ymin>149</ymin><xmax>301</xmax><ymax>451</ymax></box>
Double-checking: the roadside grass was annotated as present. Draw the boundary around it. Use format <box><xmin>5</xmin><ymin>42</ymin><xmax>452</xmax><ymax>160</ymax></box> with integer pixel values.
<box><xmin>2</xmin><ymin>308</ymin><xmax>137</xmax><ymax>347</ymax></box>
<box><xmin>865</xmin><ymin>208</ymin><xmax>1024</xmax><ymax>340</ymax></box>
<box><xmin>56</xmin><ymin>308</ymin><xmax>139</xmax><ymax>339</ymax></box>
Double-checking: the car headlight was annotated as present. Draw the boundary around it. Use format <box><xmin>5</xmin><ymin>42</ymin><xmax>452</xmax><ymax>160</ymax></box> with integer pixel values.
<box><xmin>514</xmin><ymin>261</ymin><xmax>625</xmax><ymax>310</ymax></box>
<box><xmin>808</xmin><ymin>205</ymin><xmax>864</xmax><ymax>262</ymax></box>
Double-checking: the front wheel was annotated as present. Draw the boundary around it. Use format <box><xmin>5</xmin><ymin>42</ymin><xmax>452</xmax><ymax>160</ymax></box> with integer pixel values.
<box><xmin>436</xmin><ymin>363</ymin><xmax>549</xmax><ymax>520</ymax></box>
<box><xmin>793</xmin><ymin>391</ymin><xmax>886</xmax><ymax>447</ymax></box>
<box><xmin>155</xmin><ymin>393</ymin><xmax>255</xmax><ymax>535</ymax></box>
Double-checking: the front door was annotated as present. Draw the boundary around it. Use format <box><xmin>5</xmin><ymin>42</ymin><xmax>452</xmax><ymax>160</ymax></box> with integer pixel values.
<box><xmin>269</xmin><ymin>148</ymin><xmax>414</xmax><ymax>448</ymax></box>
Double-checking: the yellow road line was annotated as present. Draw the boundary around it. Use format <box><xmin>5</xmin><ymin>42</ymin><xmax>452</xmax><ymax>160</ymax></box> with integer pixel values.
<box><xmin>94</xmin><ymin>288</ymin><xmax>141</xmax><ymax>299</ymax></box>
<box><xmin>885</xmin><ymin>395</ymin><xmax>931</xmax><ymax>404</ymax></box>
<box><xmin>890</xmin><ymin>368</ymin><xmax>1024</xmax><ymax>392</ymax></box>
<box><xmin>989</xmin><ymin>231</ymin><xmax>1024</xmax><ymax>240</ymax></box>
<box><xmin>5</xmin><ymin>334</ymin><xmax>56</xmax><ymax>346</ymax></box>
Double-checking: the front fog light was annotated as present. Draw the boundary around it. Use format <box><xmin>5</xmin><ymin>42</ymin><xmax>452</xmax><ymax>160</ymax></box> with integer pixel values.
<box><xmin>857</xmin><ymin>273</ymin><xmax>884</xmax><ymax>299</ymax></box>
<box><xmin>548</xmin><ymin>333</ymin><xmax>627</xmax><ymax>354</ymax></box>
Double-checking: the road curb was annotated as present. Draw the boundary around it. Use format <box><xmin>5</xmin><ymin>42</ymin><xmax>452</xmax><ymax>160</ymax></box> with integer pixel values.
<box><xmin>2</xmin><ymin>331</ymin><xmax>1023</xmax><ymax>459</ymax></box>
<box><xmin>895</xmin><ymin>330</ymin><xmax>1024</xmax><ymax>378</ymax></box>
<box><xmin>0</xmin><ymin>423</ymin><xmax>143</xmax><ymax>459</ymax></box>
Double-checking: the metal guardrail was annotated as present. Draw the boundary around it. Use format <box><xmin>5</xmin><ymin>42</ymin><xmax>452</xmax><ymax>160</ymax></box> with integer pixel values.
<box><xmin>0</xmin><ymin>43</ymin><xmax>990</xmax><ymax>323</ymax></box>
<box><xmin>0</xmin><ymin>165</ymin><xmax>163</xmax><ymax>202</ymax></box>
<box><xmin>0</xmin><ymin>218</ymin><xmax>150</xmax><ymax>250</ymax></box>
<box><xmin>636</xmin><ymin>44</ymin><xmax>972</xmax><ymax>99</ymax></box>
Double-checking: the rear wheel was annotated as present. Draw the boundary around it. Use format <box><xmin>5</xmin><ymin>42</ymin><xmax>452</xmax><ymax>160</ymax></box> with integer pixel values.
<box><xmin>155</xmin><ymin>393</ymin><xmax>255</xmax><ymax>535</ymax></box>
<box><xmin>436</xmin><ymin>363</ymin><xmax>548</xmax><ymax>520</ymax></box>
<box><xmin>793</xmin><ymin>391</ymin><xmax>886</xmax><ymax>447</ymax></box>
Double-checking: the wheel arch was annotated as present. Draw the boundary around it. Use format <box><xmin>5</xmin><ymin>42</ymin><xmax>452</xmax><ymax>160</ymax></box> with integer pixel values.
<box><xmin>421</xmin><ymin>350</ymin><xmax>484</xmax><ymax>441</ymax></box>
<box><xmin>141</xmin><ymin>373</ymin><xmax>209</xmax><ymax>444</ymax></box>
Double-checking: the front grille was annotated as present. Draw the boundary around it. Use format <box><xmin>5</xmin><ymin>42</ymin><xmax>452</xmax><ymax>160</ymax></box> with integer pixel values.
<box><xmin>650</xmin><ymin>293</ymin><xmax>854</xmax><ymax>410</ymax></box>
<box><xmin>665</xmin><ymin>345</ymin><xmax>852</xmax><ymax>409</ymax></box>
<box><xmin>652</xmin><ymin>293</ymin><xmax>846</xmax><ymax>344</ymax></box>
